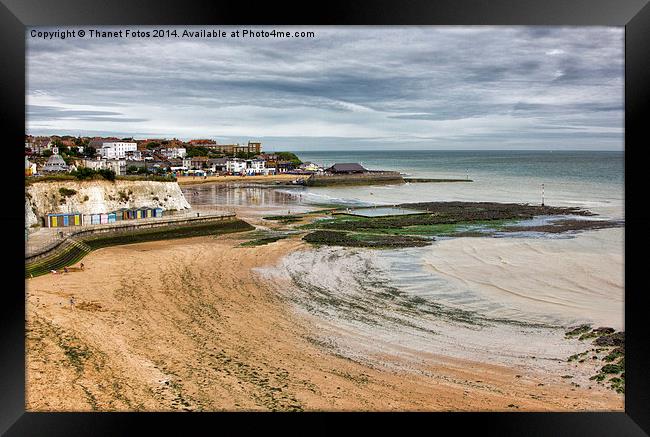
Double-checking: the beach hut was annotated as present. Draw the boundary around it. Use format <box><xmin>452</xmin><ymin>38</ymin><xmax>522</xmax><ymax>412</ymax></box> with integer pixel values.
<box><xmin>90</xmin><ymin>214</ymin><xmax>101</xmax><ymax>225</ymax></box>
<box><xmin>136</xmin><ymin>209</ymin><xmax>143</xmax><ymax>219</ymax></box>
<box><xmin>100</xmin><ymin>213</ymin><xmax>109</xmax><ymax>224</ymax></box>
<box><xmin>112</xmin><ymin>208</ymin><xmax>126</xmax><ymax>221</ymax></box>
<box><xmin>47</xmin><ymin>212</ymin><xmax>82</xmax><ymax>228</ymax></box>
<box><xmin>154</xmin><ymin>208</ymin><xmax>163</xmax><ymax>218</ymax></box>
<box><xmin>145</xmin><ymin>208</ymin><xmax>153</xmax><ymax>218</ymax></box>
<box><xmin>108</xmin><ymin>212</ymin><xmax>117</xmax><ymax>223</ymax></box>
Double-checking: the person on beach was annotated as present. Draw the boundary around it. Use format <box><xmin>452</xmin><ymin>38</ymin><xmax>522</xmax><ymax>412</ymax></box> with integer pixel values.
<box><xmin>70</xmin><ymin>296</ymin><xmax>75</xmax><ymax>308</ymax></box>
<box><xmin>80</xmin><ymin>263</ymin><xmax>84</xmax><ymax>271</ymax></box>
<box><xmin>63</xmin><ymin>267</ymin><xmax>68</xmax><ymax>274</ymax></box>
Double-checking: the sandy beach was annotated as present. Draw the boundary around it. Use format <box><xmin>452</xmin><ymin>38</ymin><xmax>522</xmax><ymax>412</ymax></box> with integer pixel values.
<box><xmin>25</xmin><ymin>224</ymin><xmax>623</xmax><ymax>411</ymax></box>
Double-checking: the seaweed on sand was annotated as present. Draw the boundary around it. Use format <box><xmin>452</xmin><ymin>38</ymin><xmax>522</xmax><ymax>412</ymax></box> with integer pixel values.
<box><xmin>302</xmin><ymin>230</ymin><xmax>431</xmax><ymax>248</ymax></box>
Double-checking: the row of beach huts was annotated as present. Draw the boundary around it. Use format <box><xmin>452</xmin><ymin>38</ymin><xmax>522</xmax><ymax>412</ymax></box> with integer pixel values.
<box><xmin>46</xmin><ymin>207</ymin><xmax>164</xmax><ymax>228</ymax></box>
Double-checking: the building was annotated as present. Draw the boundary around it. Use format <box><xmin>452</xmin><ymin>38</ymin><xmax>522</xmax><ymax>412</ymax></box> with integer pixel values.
<box><xmin>82</xmin><ymin>158</ymin><xmax>126</xmax><ymax>175</ymax></box>
<box><xmin>226</xmin><ymin>158</ymin><xmax>247</xmax><ymax>174</ymax></box>
<box><xmin>99</xmin><ymin>141</ymin><xmax>137</xmax><ymax>159</ymax></box>
<box><xmin>299</xmin><ymin>162</ymin><xmax>322</xmax><ymax>173</ymax></box>
<box><xmin>82</xmin><ymin>158</ymin><xmax>105</xmax><ymax>171</ymax></box>
<box><xmin>25</xmin><ymin>157</ymin><xmax>37</xmax><ymax>176</ymax></box>
<box><xmin>160</xmin><ymin>147</ymin><xmax>187</xmax><ymax>159</ymax></box>
<box><xmin>42</xmin><ymin>154</ymin><xmax>69</xmax><ymax>172</ymax></box>
<box><xmin>326</xmin><ymin>163</ymin><xmax>367</xmax><ymax>174</ymax></box>
<box><xmin>189</xmin><ymin>156</ymin><xmax>210</xmax><ymax>169</ymax></box>
<box><xmin>125</xmin><ymin>150</ymin><xmax>143</xmax><ymax>161</ymax></box>
<box><xmin>226</xmin><ymin>158</ymin><xmax>271</xmax><ymax>175</ymax></box>
<box><xmin>105</xmin><ymin>159</ymin><xmax>126</xmax><ymax>176</ymax></box>
<box><xmin>30</xmin><ymin>138</ymin><xmax>52</xmax><ymax>155</ymax></box>
<box><xmin>208</xmin><ymin>157</ymin><xmax>228</xmax><ymax>173</ymax></box>
<box><xmin>202</xmin><ymin>141</ymin><xmax>262</xmax><ymax>155</ymax></box>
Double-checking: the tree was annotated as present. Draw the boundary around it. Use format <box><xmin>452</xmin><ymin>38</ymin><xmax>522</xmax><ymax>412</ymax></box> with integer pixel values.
<box><xmin>42</xmin><ymin>149</ymin><xmax>53</xmax><ymax>158</ymax></box>
<box><xmin>275</xmin><ymin>152</ymin><xmax>302</xmax><ymax>165</ymax></box>
<box><xmin>71</xmin><ymin>167</ymin><xmax>96</xmax><ymax>180</ymax></box>
<box><xmin>83</xmin><ymin>147</ymin><xmax>97</xmax><ymax>158</ymax></box>
<box><xmin>98</xmin><ymin>169</ymin><xmax>116</xmax><ymax>181</ymax></box>
<box><xmin>126</xmin><ymin>165</ymin><xmax>139</xmax><ymax>175</ymax></box>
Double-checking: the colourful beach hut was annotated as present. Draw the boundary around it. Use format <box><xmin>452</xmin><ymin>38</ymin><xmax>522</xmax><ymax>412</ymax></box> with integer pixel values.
<box><xmin>100</xmin><ymin>213</ymin><xmax>108</xmax><ymax>224</ymax></box>
<box><xmin>154</xmin><ymin>208</ymin><xmax>163</xmax><ymax>218</ymax></box>
<box><xmin>90</xmin><ymin>214</ymin><xmax>101</xmax><ymax>225</ymax></box>
<box><xmin>108</xmin><ymin>212</ymin><xmax>117</xmax><ymax>223</ymax></box>
<box><xmin>112</xmin><ymin>208</ymin><xmax>126</xmax><ymax>221</ymax></box>
<box><xmin>47</xmin><ymin>212</ymin><xmax>82</xmax><ymax>228</ymax></box>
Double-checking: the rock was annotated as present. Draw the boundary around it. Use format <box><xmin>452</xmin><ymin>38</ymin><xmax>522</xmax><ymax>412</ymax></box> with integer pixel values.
<box><xmin>592</xmin><ymin>327</ymin><xmax>615</xmax><ymax>335</ymax></box>
<box><xmin>593</xmin><ymin>332</ymin><xmax>625</xmax><ymax>347</ymax></box>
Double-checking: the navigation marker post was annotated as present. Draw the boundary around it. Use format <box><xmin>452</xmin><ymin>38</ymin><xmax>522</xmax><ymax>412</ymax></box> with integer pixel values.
<box><xmin>541</xmin><ymin>183</ymin><xmax>545</xmax><ymax>207</ymax></box>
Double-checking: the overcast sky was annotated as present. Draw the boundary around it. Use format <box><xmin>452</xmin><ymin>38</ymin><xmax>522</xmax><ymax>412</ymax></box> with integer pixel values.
<box><xmin>26</xmin><ymin>26</ymin><xmax>624</xmax><ymax>151</ymax></box>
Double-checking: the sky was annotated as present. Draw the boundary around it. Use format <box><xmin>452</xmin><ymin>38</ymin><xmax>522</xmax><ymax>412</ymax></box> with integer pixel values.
<box><xmin>26</xmin><ymin>26</ymin><xmax>624</xmax><ymax>151</ymax></box>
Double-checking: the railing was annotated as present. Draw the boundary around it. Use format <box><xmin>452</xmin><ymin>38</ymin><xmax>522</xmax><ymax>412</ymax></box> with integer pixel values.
<box><xmin>25</xmin><ymin>211</ymin><xmax>236</xmax><ymax>260</ymax></box>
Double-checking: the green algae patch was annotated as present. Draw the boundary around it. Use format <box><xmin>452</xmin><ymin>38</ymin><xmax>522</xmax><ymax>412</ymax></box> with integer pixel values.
<box><xmin>303</xmin><ymin>230</ymin><xmax>431</xmax><ymax>248</ymax></box>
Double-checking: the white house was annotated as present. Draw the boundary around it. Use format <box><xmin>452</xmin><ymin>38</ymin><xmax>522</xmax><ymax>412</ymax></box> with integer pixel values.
<box><xmin>226</xmin><ymin>158</ymin><xmax>247</xmax><ymax>175</ymax></box>
<box><xmin>226</xmin><ymin>158</ymin><xmax>272</xmax><ymax>175</ymax></box>
<box><xmin>245</xmin><ymin>159</ymin><xmax>268</xmax><ymax>175</ymax></box>
<box><xmin>99</xmin><ymin>142</ymin><xmax>137</xmax><ymax>159</ymax></box>
<box><xmin>82</xmin><ymin>158</ymin><xmax>126</xmax><ymax>175</ymax></box>
<box><xmin>161</xmin><ymin>147</ymin><xmax>187</xmax><ymax>159</ymax></box>
<box><xmin>105</xmin><ymin>159</ymin><xmax>126</xmax><ymax>176</ymax></box>
<box><xmin>125</xmin><ymin>150</ymin><xmax>143</xmax><ymax>161</ymax></box>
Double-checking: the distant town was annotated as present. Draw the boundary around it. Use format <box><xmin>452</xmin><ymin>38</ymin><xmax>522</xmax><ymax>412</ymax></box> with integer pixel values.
<box><xmin>25</xmin><ymin>135</ymin><xmax>325</xmax><ymax>179</ymax></box>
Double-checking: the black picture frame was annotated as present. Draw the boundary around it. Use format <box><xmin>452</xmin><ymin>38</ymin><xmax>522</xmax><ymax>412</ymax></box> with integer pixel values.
<box><xmin>2</xmin><ymin>0</ymin><xmax>648</xmax><ymax>435</ymax></box>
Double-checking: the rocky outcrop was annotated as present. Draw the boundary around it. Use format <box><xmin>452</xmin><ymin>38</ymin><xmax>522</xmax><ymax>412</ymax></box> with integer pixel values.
<box><xmin>25</xmin><ymin>180</ymin><xmax>192</xmax><ymax>228</ymax></box>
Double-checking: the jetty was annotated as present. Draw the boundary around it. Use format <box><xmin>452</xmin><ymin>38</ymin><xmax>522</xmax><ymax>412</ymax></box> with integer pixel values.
<box><xmin>305</xmin><ymin>163</ymin><xmax>404</xmax><ymax>186</ymax></box>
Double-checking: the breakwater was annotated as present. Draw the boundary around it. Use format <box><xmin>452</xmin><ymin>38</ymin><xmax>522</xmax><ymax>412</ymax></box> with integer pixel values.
<box><xmin>305</xmin><ymin>171</ymin><xmax>403</xmax><ymax>187</ymax></box>
<box><xmin>404</xmin><ymin>178</ymin><xmax>473</xmax><ymax>183</ymax></box>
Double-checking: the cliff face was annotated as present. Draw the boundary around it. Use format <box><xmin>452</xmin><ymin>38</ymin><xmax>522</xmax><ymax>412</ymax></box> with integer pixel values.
<box><xmin>25</xmin><ymin>180</ymin><xmax>192</xmax><ymax>228</ymax></box>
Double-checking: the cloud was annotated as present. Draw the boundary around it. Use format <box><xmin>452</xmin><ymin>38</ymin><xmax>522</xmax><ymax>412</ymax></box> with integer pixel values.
<box><xmin>26</xmin><ymin>26</ymin><xmax>623</xmax><ymax>150</ymax></box>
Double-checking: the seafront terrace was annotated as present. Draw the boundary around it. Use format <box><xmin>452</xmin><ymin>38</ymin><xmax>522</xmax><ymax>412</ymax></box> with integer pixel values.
<box><xmin>25</xmin><ymin>208</ymin><xmax>236</xmax><ymax>259</ymax></box>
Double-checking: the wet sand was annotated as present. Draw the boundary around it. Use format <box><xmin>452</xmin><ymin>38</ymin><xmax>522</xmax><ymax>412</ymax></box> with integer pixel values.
<box><xmin>26</xmin><ymin>230</ymin><xmax>623</xmax><ymax>411</ymax></box>
<box><xmin>177</xmin><ymin>174</ymin><xmax>307</xmax><ymax>186</ymax></box>
<box><xmin>421</xmin><ymin>229</ymin><xmax>624</xmax><ymax>329</ymax></box>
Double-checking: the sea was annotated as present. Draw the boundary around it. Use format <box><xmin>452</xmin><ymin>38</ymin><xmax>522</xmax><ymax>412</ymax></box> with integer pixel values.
<box><xmin>188</xmin><ymin>150</ymin><xmax>625</xmax><ymax>369</ymax></box>
<box><xmin>188</xmin><ymin>150</ymin><xmax>623</xmax><ymax>219</ymax></box>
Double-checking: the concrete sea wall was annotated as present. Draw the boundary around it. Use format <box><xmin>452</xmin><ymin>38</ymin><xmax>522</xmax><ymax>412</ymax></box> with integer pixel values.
<box><xmin>305</xmin><ymin>171</ymin><xmax>404</xmax><ymax>187</ymax></box>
